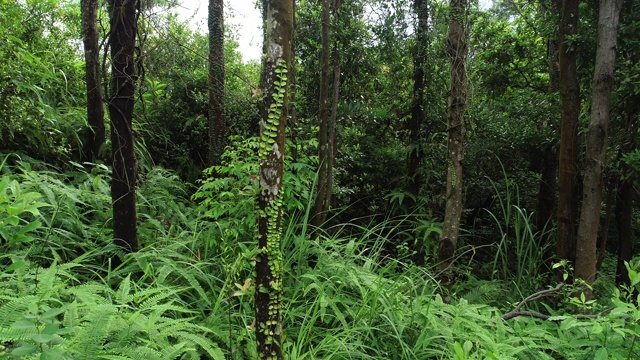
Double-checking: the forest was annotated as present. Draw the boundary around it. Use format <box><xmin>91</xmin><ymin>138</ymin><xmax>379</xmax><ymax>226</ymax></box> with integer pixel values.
<box><xmin>0</xmin><ymin>0</ymin><xmax>639</xmax><ymax>358</ymax></box>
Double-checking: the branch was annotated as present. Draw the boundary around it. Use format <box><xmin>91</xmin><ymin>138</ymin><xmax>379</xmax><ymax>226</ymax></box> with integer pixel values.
<box><xmin>501</xmin><ymin>284</ymin><xmax>611</xmax><ymax>321</ymax></box>
<box><xmin>501</xmin><ymin>283</ymin><xmax>563</xmax><ymax>320</ymax></box>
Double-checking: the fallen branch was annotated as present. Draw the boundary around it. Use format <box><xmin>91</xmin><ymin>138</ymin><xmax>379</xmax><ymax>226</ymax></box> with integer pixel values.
<box><xmin>501</xmin><ymin>283</ymin><xmax>564</xmax><ymax>320</ymax></box>
<box><xmin>502</xmin><ymin>284</ymin><xmax>610</xmax><ymax>321</ymax></box>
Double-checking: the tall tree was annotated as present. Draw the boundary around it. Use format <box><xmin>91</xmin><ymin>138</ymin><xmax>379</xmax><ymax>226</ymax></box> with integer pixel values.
<box><xmin>556</xmin><ymin>0</ymin><xmax>580</xmax><ymax>268</ymax></box>
<box><xmin>311</xmin><ymin>0</ymin><xmax>332</xmax><ymax>228</ymax></box>
<box><xmin>109</xmin><ymin>0</ymin><xmax>138</xmax><ymax>253</ymax></box>
<box><xmin>406</xmin><ymin>0</ymin><xmax>429</xmax><ymax>210</ymax></box>
<box><xmin>208</xmin><ymin>0</ymin><xmax>225</xmax><ymax>166</ymax></box>
<box><xmin>81</xmin><ymin>0</ymin><xmax>105</xmax><ymax>160</ymax></box>
<box><xmin>535</xmin><ymin>0</ymin><xmax>561</xmax><ymax>233</ymax></box>
<box><xmin>574</xmin><ymin>0</ymin><xmax>623</xmax><ymax>295</ymax></box>
<box><xmin>437</xmin><ymin>0</ymin><xmax>468</xmax><ymax>272</ymax></box>
<box><xmin>255</xmin><ymin>0</ymin><xmax>293</xmax><ymax>358</ymax></box>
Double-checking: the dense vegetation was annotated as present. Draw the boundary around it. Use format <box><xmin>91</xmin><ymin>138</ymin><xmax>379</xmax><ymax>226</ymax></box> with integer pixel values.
<box><xmin>1</xmin><ymin>0</ymin><xmax>639</xmax><ymax>359</ymax></box>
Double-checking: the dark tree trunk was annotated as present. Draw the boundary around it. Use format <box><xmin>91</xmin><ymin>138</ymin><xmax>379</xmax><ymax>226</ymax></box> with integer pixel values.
<box><xmin>596</xmin><ymin>180</ymin><xmax>615</xmax><ymax>272</ymax></box>
<box><xmin>575</xmin><ymin>0</ymin><xmax>623</xmax><ymax>297</ymax></box>
<box><xmin>109</xmin><ymin>0</ymin><xmax>138</xmax><ymax>254</ymax></box>
<box><xmin>535</xmin><ymin>0</ymin><xmax>561</xmax><ymax>252</ymax></box>
<box><xmin>615</xmin><ymin>178</ymin><xmax>634</xmax><ymax>286</ymax></box>
<box><xmin>82</xmin><ymin>0</ymin><xmax>105</xmax><ymax>161</ymax></box>
<box><xmin>406</xmin><ymin>0</ymin><xmax>429</xmax><ymax>211</ymax></box>
<box><xmin>311</xmin><ymin>0</ymin><xmax>332</xmax><ymax>229</ymax></box>
<box><xmin>208</xmin><ymin>0</ymin><xmax>225</xmax><ymax>166</ymax></box>
<box><xmin>556</xmin><ymin>0</ymin><xmax>581</xmax><ymax>269</ymax></box>
<box><xmin>437</xmin><ymin>0</ymin><xmax>468</xmax><ymax>273</ymax></box>
<box><xmin>255</xmin><ymin>1</ymin><xmax>293</xmax><ymax>359</ymax></box>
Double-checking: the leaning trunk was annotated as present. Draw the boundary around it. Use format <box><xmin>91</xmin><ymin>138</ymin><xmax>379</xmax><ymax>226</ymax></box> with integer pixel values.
<box><xmin>575</xmin><ymin>0</ymin><xmax>623</xmax><ymax>296</ymax></box>
<box><xmin>311</xmin><ymin>0</ymin><xmax>332</xmax><ymax>228</ymax></box>
<box><xmin>109</xmin><ymin>0</ymin><xmax>138</xmax><ymax>254</ymax></box>
<box><xmin>437</xmin><ymin>0</ymin><xmax>467</xmax><ymax>272</ymax></box>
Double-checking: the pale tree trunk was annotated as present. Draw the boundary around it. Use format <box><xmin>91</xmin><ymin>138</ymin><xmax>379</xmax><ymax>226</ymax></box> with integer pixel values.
<box><xmin>556</xmin><ymin>0</ymin><xmax>580</xmax><ymax>269</ymax></box>
<box><xmin>407</xmin><ymin>0</ymin><xmax>429</xmax><ymax>211</ymax></box>
<box><xmin>437</xmin><ymin>0</ymin><xmax>467</xmax><ymax>272</ymax></box>
<box><xmin>109</xmin><ymin>0</ymin><xmax>138</xmax><ymax>254</ymax></box>
<box><xmin>255</xmin><ymin>1</ymin><xmax>293</xmax><ymax>359</ymax></box>
<box><xmin>208</xmin><ymin>0</ymin><xmax>225</xmax><ymax>166</ymax></box>
<box><xmin>82</xmin><ymin>0</ymin><xmax>104</xmax><ymax>161</ymax></box>
<box><xmin>574</xmin><ymin>0</ymin><xmax>623</xmax><ymax>296</ymax></box>
<box><xmin>312</xmin><ymin>0</ymin><xmax>332</xmax><ymax>228</ymax></box>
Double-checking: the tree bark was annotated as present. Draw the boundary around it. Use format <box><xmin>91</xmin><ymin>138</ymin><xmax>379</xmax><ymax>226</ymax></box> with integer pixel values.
<box><xmin>407</xmin><ymin>0</ymin><xmax>429</xmax><ymax>211</ymax></box>
<box><xmin>575</xmin><ymin>0</ymin><xmax>623</xmax><ymax>296</ymax></box>
<box><xmin>615</xmin><ymin>178</ymin><xmax>634</xmax><ymax>286</ymax></box>
<box><xmin>255</xmin><ymin>1</ymin><xmax>293</xmax><ymax>358</ymax></box>
<box><xmin>82</xmin><ymin>0</ymin><xmax>105</xmax><ymax>161</ymax></box>
<box><xmin>311</xmin><ymin>0</ymin><xmax>332</xmax><ymax>229</ymax></box>
<box><xmin>208</xmin><ymin>0</ymin><xmax>225</xmax><ymax>166</ymax></box>
<box><xmin>535</xmin><ymin>0</ymin><xmax>561</xmax><ymax>237</ymax></box>
<box><xmin>556</xmin><ymin>0</ymin><xmax>581</xmax><ymax>268</ymax></box>
<box><xmin>109</xmin><ymin>0</ymin><xmax>138</xmax><ymax>254</ymax></box>
<box><xmin>437</xmin><ymin>0</ymin><xmax>467</xmax><ymax>272</ymax></box>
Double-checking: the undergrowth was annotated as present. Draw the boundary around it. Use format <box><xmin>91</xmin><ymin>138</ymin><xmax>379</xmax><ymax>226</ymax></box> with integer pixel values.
<box><xmin>1</xmin><ymin>154</ymin><xmax>640</xmax><ymax>359</ymax></box>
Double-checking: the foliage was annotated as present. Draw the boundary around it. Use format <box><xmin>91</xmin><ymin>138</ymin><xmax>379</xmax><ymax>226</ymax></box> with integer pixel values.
<box><xmin>192</xmin><ymin>136</ymin><xmax>315</xmax><ymax>250</ymax></box>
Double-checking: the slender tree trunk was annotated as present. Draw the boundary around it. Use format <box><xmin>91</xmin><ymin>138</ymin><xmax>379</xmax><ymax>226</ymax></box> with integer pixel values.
<box><xmin>255</xmin><ymin>1</ymin><xmax>293</xmax><ymax>359</ymax></box>
<box><xmin>289</xmin><ymin>0</ymin><xmax>298</xmax><ymax>163</ymax></box>
<box><xmin>437</xmin><ymin>0</ymin><xmax>468</xmax><ymax>272</ymax></box>
<box><xmin>615</xmin><ymin>178</ymin><xmax>634</xmax><ymax>286</ymax></box>
<box><xmin>575</xmin><ymin>0</ymin><xmax>623</xmax><ymax>296</ymax></box>
<box><xmin>312</xmin><ymin>0</ymin><xmax>332</xmax><ymax>228</ymax></box>
<box><xmin>109</xmin><ymin>0</ymin><xmax>138</xmax><ymax>254</ymax></box>
<box><xmin>596</xmin><ymin>180</ymin><xmax>615</xmax><ymax>272</ymax></box>
<box><xmin>82</xmin><ymin>0</ymin><xmax>105</xmax><ymax>161</ymax></box>
<box><xmin>556</xmin><ymin>0</ymin><xmax>581</xmax><ymax>268</ymax></box>
<box><xmin>535</xmin><ymin>0</ymin><xmax>560</xmax><ymax>237</ymax></box>
<box><xmin>208</xmin><ymin>0</ymin><xmax>225</xmax><ymax>166</ymax></box>
<box><xmin>407</xmin><ymin>0</ymin><xmax>429</xmax><ymax>211</ymax></box>
<box><xmin>326</xmin><ymin>45</ymin><xmax>340</xmax><ymax>217</ymax></box>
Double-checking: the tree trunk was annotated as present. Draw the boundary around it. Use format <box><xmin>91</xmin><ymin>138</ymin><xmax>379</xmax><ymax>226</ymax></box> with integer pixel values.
<box><xmin>326</xmin><ymin>42</ymin><xmax>340</xmax><ymax>219</ymax></box>
<box><xmin>109</xmin><ymin>0</ymin><xmax>138</xmax><ymax>254</ymax></box>
<box><xmin>615</xmin><ymin>178</ymin><xmax>634</xmax><ymax>286</ymax></box>
<box><xmin>311</xmin><ymin>0</ymin><xmax>332</xmax><ymax>229</ymax></box>
<box><xmin>535</xmin><ymin>0</ymin><xmax>560</xmax><ymax>240</ymax></box>
<box><xmin>575</xmin><ymin>0</ymin><xmax>623</xmax><ymax>297</ymax></box>
<box><xmin>407</xmin><ymin>0</ymin><xmax>429</xmax><ymax>211</ymax></box>
<box><xmin>437</xmin><ymin>0</ymin><xmax>467</xmax><ymax>272</ymax></box>
<box><xmin>596</xmin><ymin>180</ymin><xmax>615</xmax><ymax>272</ymax></box>
<box><xmin>556</xmin><ymin>0</ymin><xmax>581</xmax><ymax>269</ymax></box>
<box><xmin>255</xmin><ymin>1</ymin><xmax>293</xmax><ymax>359</ymax></box>
<box><xmin>208</xmin><ymin>0</ymin><xmax>225</xmax><ymax>166</ymax></box>
<box><xmin>82</xmin><ymin>0</ymin><xmax>105</xmax><ymax>161</ymax></box>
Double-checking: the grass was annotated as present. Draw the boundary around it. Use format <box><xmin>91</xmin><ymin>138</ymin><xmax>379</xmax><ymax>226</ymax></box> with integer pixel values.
<box><xmin>1</xmin><ymin>157</ymin><xmax>640</xmax><ymax>359</ymax></box>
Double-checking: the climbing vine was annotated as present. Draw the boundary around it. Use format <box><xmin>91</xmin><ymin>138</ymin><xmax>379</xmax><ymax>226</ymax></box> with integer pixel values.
<box><xmin>256</xmin><ymin>58</ymin><xmax>288</xmax><ymax>360</ymax></box>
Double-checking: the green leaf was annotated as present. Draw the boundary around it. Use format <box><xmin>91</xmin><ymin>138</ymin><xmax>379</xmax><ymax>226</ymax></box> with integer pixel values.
<box><xmin>6</xmin><ymin>260</ymin><xmax>27</xmax><ymax>272</ymax></box>
<box><xmin>594</xmin><ymin>347</ymin><xmax>608</xmax><ymax>360</ymax></box>
<box><xmin>11</xmin><ymin>345</ymin><xmax>38</xmax><ymax>356</ymax></box>
<box><xmin>31</xmin><ymin>333</ymin><xmax>56</xmax><ymax>343</ymax></box>
<box><xmin>12</xmin><ymin>319</ymin><xmax>36</xmax><ymax>329</ymax></box>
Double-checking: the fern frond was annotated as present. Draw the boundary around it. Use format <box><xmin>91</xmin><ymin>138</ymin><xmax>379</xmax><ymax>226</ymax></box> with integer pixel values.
<box><xmin>174</xmin><ymin>331</ymin><xmax>225</xmax><ymax>360</ymax></box>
